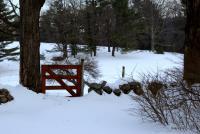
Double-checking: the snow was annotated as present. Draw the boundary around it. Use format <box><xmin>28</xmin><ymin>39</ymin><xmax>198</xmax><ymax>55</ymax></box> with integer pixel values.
<box><xmin>0</xmin><ymin>42</ymin><xmax>192</xmax><ymax>134</ymax></box>
<box><xmin>0</xmin><ymin>85</ymin><xmax>190</xmax><ymax>134</ymax></box>
<box><xmin>96</xmin><ymin>47</ymin><xmax>182</xmax><ymax>84</ymax></box>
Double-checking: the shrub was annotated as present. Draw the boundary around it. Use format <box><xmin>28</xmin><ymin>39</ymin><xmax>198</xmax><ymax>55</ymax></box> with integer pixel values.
<box><xmin>133</xmin><ymin>68</ymin><xmax>200</xmax><ymax>133</ymax></box>
<box><xmin>48</xmin><ymin>55</ymin><xmax>101</xmax><ymax>88</ymax></box>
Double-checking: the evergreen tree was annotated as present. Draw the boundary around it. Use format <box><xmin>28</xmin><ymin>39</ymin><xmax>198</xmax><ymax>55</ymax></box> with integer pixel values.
<box><xmin>97</xmin><ymin>0</ymin><xmax>114</xmax><ymax>52</ymax></box>
<box><xmin>112</xmin><ymin>0</ymin><xmax>132</xmax><ymax>55</ymax></box>
<box><xmin>0</xmin><ymin>41</ymin><xmax>19</xmax><ymax>61</ymax></box>
<box><xmin>41</xmin><ymin>0</ymin><xmax>82</xmax><ymax>58</ymax></box>
<box><xmin>84</xmin><ymin>0</ymin><xmax>99</xmax><ymax>56</ymax></box>
<box><xmin>0</xmin><ymin>0</ymin><xmax>19</xmax><ymax>61</ymax></box>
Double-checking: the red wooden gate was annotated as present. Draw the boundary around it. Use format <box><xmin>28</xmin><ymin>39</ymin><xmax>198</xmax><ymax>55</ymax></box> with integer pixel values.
<box><xmin>41</xmin><ymin>65</ymin><xmax>83</xmax><ymax>97</ymax></box>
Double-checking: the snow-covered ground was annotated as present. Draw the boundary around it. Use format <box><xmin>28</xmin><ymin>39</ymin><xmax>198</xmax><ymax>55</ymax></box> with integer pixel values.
<box><xmin>0</xmin><ymin>42</ymin><xmax>192</xmax><ymax>134</ymax></box>
<box><xmin>0</xmin><ymin>42</ymin><xmax>183</xmax><ymax>86</ymax></box>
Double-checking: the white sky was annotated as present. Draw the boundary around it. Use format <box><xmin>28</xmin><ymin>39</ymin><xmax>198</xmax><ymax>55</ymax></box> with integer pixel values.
<box><xmin>8</xmin><ymin>0</ymin><xmax>49</xmax><ymax>12</ymax></box>
<box><xmin>9</xmin><ymin>0</ymin><xmax>180</xmax><ymax>13</ymax></box>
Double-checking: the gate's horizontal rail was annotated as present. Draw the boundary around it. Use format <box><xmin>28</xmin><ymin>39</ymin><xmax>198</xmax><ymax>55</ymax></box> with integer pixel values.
<box><xmin>44</xmin><ymin>75</ymin><xmax>79</xmax><ymax>79</ymax></box>
<box><xmin>41</xmin><ymin>65</ymin><xmax>83</xmax><ymax>97</ymax></box>
<box><xmin>42</xmin><ymin>65</ymin><xmax>82</xmax><ymax>69</ymax></box>
<box><xmin>46</xmin><ymin>86</ymin><xmax>77</xmax><ymax>90</ymax></box>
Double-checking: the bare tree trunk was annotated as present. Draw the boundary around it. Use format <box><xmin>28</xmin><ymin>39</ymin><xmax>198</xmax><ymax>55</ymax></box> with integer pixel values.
<box><xmin>63</xmin><ymin>44</ymin><xmax>68</xmax><ymax>58</ymax></box>
<box><xmin>150</xmin><ymin>4</ymin><xmax>155</xmax><ymax>52</ymax></box>
<box><xmin>108</xmin><ymin>45</ymin><xmax>111</xmax><ymax>52</ymax></box>
<box><xmin>94</xmin><ymin>46</ymin><xmax>97</xmax><ymax>56</ymax></box>
<box><xmin>112</xmin><ymin>46</ymin><xmax>115</xmax><ymax>57</ymax></box>
<box><xmin>20</xmin><ymin>0</ymin><xmax>45</xmax><ymax>92</ymax></box>
<box><xmin>151</xmin><ymin>24</ymin><xmax>155</xmax><ymax>51</ymax></box>
<box><xmin>184</xmin><ymin>0</ymin><xmax>200</xmax><ymax>85</ymax></box>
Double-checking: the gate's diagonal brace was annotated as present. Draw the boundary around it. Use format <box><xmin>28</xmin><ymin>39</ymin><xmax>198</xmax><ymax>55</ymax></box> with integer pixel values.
<box><xmin>45</xmin><ymin>68</ymin><xmax>76</xmax><ymax>96</ymax></box>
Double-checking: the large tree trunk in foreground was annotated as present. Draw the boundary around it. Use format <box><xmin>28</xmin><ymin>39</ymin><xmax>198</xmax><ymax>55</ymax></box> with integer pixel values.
<box><xmin>112</xmin><ymin>46</ymin><xmax>115</xmax><ymax>57</ymax></box>
<box><xmin>20</xmin><ymin>0</ymin><xmax>45</xmax><ymax>92</ymax></box>
<box><xmin>184</xmin><ymin>0</ymin><xmax>200</xmax><ymax>85</ymax></box>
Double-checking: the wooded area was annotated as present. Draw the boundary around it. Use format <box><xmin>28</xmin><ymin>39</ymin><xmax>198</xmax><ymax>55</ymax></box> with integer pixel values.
<box><xmin>40</xmin><ymin>0</ymin><xmax>185</xmax><ymax>57</ymax></box>
<box><xmin>0</xmin><ymin>0</ymin><xmax>200</xmax><ymax>133</ymax></box>
<box><xmin>0</xmin><ymin>0</ymin><xmax>199</xmax><ymax>91</ymax></box>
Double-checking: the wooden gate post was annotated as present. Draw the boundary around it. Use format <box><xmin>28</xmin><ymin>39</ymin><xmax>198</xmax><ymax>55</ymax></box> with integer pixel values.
<box><xmin>122</xmin><ymin>66</ymin><xmax>125</xmax><ymax>78</ymax></box>
<box><xmin>80</xmin><ymin>59</ymin><xmax>85</xmax><ymax>96</ymax></box>
<box><xmin>41</xmin><ymin>65</ymin><xmax>83</xmax><ymax>97</ymax></box>
<box><xmin>41</xmin><ymin>66</ymin><xmax>46</xmax><ymax>94</ymax></box>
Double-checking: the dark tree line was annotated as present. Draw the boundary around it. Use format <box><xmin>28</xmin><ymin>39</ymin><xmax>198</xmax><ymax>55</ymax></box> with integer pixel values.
<box><xmin>40</xmin><ymin>0</ymin><xmax>186</xmax><ymax>57</ymax></box>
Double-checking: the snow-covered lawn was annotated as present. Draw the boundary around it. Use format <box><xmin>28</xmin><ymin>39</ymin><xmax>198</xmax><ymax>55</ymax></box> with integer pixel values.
<box><xmin>0</xmin><ymin>85</ymin><xmax>190</xmax><ymax>134</ymax></box>
<box><xmin>0</xmin><ymin>42</ymin><xmax>191</xmax><ymax>134</ymax></box>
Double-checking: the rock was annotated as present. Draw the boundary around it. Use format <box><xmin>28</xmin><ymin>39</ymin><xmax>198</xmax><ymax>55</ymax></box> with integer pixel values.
<box><xmin>113</xmin><ymin>89</ymin><xmax>121</xmax><ymax>96</ymax></box>
<box><xmin>119</xmin><ymin>84</ymin><xmax>131</xmax><ymax>94</ymax></box>
<box><xmin>89</xmin><ymin>81</ymin><xmax>107</xmax><ymax>89</ymax></box>
<box><xmin>101</xmin><ymin>81</ymin><xmax>107</xmax><ymax>88</ymax></box>
<box><xmin>88</xmin><ymin>88</ymin><xmax>103</xmax><ymax>95</ymax></box>
<box><xmin>0</xmin><ymin>97</ymin><xmax>8</xmax><ymax>103</ymax></box>
<box><xmin>87</xmin><ymin>81</ymin><xmax>107</xmax><ymax>95</ymax></box>
<box><xmin>0</xmin><ymin>89</ymin><xmax>9</xmax><ymax>95</ymax></box>
<box><xmin>88</xmin><ymin>88</ymin><xmax>93</xmax><ymax>93</ymax></box>
<box><xmin>129</xmin><ymin>81</ymin><xmax>144</xmax><ymax>96</ymax></box>
<box><xmin>0</xmin><ymin>88</ymin><xmax>14</xmax><ymax>104</ymax></box>
<box><xmin>7</xmin><ymin>94</ymin><xmax>14</xmax><ymax>101</ymax></box>
<box><xmin>103</xmin><ymin>86</ymin><xmax>112</xmax><ymax>94</ymax></box>
<box><xmin>89</xmin><ymin>83</ymin><xmax>102</xmax><ymax>89</ymax></box>
<box><xmin>95</xmin><ymin>89</ymin><xmax>103</xmax><ymax>95</ymax></box>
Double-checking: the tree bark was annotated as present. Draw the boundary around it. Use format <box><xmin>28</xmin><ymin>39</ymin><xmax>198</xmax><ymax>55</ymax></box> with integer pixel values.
<box><xmin>184</xmin><ymin>0</ymin><xmax>200</xmax><ymax>84</ymax></box>
<box><xmin>62</xmin><ymin>44</ymin><xmax>68</xmax><ymax>58</ymax></box>
<box><xmin>93</xmin><ymin>46</ymin><xmax>97</xmax><ymax>56</ymax></box>
<box><xmin>20</xmin><ymin>0</ymin><xmax>45</xmax><ymax>92</ymax></box>
<box><xmin>112</xmin><ymin>46</ymin><xmax>115</xmax><ymax>57</ymax></box>
<box><xmin>151</xmin><ymin>23</ymin><xmax>155</xmax><ymax>51</ymax></box>
<box><xmin>108</xmin><ymin>43</ymin><xmax>111</xmax><ymax>52</ymax></box>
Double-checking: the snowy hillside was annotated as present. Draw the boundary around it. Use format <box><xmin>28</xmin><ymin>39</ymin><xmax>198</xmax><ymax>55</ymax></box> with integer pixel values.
<box><xmin>0</xmin><ymin>42</ymin><xmax>192</xmax><ymax>134</ymax></box>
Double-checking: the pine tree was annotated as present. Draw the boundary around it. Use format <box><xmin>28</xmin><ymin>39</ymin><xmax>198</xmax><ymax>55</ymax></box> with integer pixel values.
<box><xmin>97</xmin><ymin>0</ymin><xmax>114</xmax><ymax>52</ymax></box>
<box><xmin>112</xmin><ymin>0</ymin><xmax>131</xmax><ymax>55</ymax></box>
<box><xmin>84</xmin><ymin>0</ymin><xmax>98</xmax><ymax>57</ymax></box>
<box><xmin>0</xmin><ymin>0</ymin><xmax>19</xmax><ymax>61</ymax></box>
<box><xmin>0</xmin><ymin>41</ymin><xmax>19</xmax><ymax>61</ymax></box>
